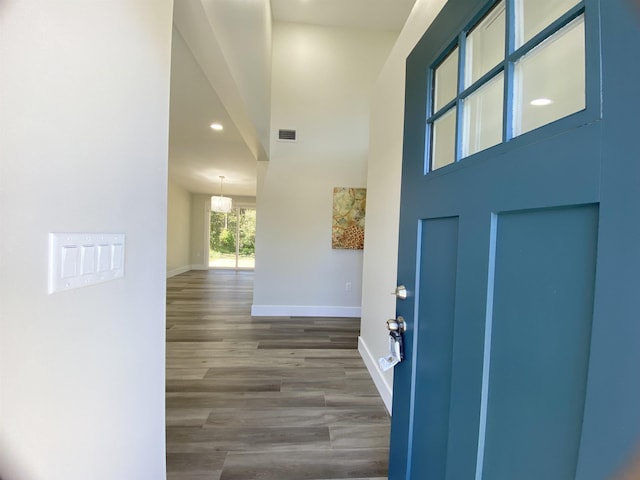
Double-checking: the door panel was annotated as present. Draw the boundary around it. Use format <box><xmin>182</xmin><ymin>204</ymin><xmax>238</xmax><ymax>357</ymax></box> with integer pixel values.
<box><xmin>481</xmin><ymin>204</ymin><xmax>598</xmax><ymax>479</ymax></box>
<box><xmin>411</xmin><ymin>217</ymin><xmax>459</xmax><ymax>478</ymax></box>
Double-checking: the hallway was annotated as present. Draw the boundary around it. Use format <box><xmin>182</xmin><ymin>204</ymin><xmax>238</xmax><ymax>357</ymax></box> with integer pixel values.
<box><xmin>166</xmin><ymin>270</ymin><xmax>390</xmax><ymax>480</ymax></box>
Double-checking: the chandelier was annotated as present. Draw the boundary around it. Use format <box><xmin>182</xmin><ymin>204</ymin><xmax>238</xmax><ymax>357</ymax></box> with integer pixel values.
<box><xmin>211</xmin><ymin>175</ymin><xmax>233</xmax><ymax>213</ymax></box>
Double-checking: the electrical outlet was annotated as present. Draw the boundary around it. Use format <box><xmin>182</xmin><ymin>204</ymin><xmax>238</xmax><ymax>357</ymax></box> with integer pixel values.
<box><xmin>346</xmin><ymin>282</ymin><xmax>352</xmax><ymax>292</ymax></box>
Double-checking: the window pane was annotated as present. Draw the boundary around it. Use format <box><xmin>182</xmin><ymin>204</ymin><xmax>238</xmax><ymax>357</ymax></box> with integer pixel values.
<box><xmin>462</xmin><ymin>72</ymin><xmax>504</xmax><ymax>157</ymax></box>
<box><xmin>238</xmin><ymin>208</ymin><xmax>256</xmax><ymax>269</ymax></box>
<box><xmin>210</xmin><ymin>209</ymin><xmax>256</xmax><ymax>269</ymax></box>
<box><xmin>515</xmin><ymin>0</ymin><xmax>581</xmax><ymax>47</ymax></box>
<box><xmin>514</xmin><ymin>16</ymin><xmax>585</xmax><ymax>136</ymax></box>
<box><xmin>210</xmin><ymin>210</ymin><xmax>238</xmax><ymax>268</ymax></box>
<box><xmin>434</xmin><ymin>48</ymin><xmax>459</xmax><ymax>112</ymax></box>
<box><xmin>465</xmin><ymin>1</ymin><xmax>505</xmax><ymax>87</ymax></box>
<box><xmin>431</xmin><ymin>108</ymin><xmax>457</xmax><ymax>170</ymax></box>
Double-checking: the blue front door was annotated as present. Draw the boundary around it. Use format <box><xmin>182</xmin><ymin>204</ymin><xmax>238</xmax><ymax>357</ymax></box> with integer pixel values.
<box><xmin>389</xmin><ymin>1</ymin><xmax>640</xmax><ymax>479</ymax></box>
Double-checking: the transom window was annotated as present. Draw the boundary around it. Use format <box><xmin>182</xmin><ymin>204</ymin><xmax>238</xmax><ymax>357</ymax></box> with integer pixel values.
<box><xmin>427</xmin><ymin>0</ymin><xmax>585</xmax><ymax>171</ymax></box>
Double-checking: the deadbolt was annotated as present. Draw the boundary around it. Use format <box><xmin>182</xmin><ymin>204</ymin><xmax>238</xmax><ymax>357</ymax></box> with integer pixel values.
<box><xmin>392</xmin><ymin>285</ymin><xmax>408</xmax><ymax>300</ymax></box>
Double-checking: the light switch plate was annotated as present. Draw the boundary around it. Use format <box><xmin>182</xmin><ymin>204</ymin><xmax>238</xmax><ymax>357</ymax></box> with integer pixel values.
<box><xmin>48</xmin><ymin>233</ymin><xmax>126</xmax><ymax>294</ymax></box>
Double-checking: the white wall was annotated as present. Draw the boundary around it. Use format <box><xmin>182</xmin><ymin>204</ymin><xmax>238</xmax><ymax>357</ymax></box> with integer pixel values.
<box><xmin>0</xmin><ymin>2</ymin><xmax>173</xmax><ymax>479</ymax></box>
<box><xmin>252</xmin><ymin>23</ymin><xmax>397</xmax><ymax>318</ymax></box>
<box><xmin>190</xmin><ymin>194</ymin><xmax>211</xmax><ymax>269</ymax></box>
<box><xmin>167</xmin><ymin>181</ymin><xmax>192</xmax><ymax>276</ymax></box>
<box><xmin>359</xmin><ymin>0</ymin><xmax>449</xmax><ymax>411</ymax></box>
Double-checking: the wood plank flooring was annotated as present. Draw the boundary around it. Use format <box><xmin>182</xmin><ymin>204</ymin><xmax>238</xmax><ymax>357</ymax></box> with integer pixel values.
<box><xmin>166</xmin><ymin>270</ymin><xmax>390</xmax><ymax>480</ymax></box>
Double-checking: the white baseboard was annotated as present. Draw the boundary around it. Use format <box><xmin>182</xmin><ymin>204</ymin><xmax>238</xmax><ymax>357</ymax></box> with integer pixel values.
<box><xmin>250</xmin><ymin>305</ymin><xmax>361</xmax><ymax>318</ymax></box>
<box><xmin>191</xmin><ymin>264</ymin><xmax>209</xmax><ymax>271</ymax></box>
<box><xmin>358</xmin><ymin>336</ymin><xmax>393</xmax><ymax>414</ymax></box>
<box><xmin>166</xmin><ymin>265</ymin><xmax>191</xmax><ymax>278</ymax></box>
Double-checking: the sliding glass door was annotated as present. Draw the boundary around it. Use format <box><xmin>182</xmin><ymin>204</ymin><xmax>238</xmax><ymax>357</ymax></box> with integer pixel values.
<box><xmin>209</xmin><ymin>208</ymin><xmax>256</xmax><ymax>269</ymax></box>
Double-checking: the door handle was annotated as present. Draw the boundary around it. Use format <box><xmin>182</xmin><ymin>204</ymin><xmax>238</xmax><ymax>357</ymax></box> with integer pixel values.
<box><xmin>387</xmin><ymin>316</ymin><xmax>406</xmax><ymax>333</ymax></box>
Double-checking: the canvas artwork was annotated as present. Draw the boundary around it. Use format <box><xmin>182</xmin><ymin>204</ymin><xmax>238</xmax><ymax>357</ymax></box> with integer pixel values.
<box><xmin>332</xmin><ymin>187</ymin><xmax>366</xmax><ymax>249</ymax></box>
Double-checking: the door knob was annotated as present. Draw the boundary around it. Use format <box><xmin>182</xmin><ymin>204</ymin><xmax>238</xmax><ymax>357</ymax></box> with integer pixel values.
<box><xmin>387</xmin><ymin>316</ymin><xmax>406</xmax><ymax>333</ymax></box>
<box><xmin>392</xmin><ymin>285</ymin><xmax>408</xmax><ymax>300</ymax></box>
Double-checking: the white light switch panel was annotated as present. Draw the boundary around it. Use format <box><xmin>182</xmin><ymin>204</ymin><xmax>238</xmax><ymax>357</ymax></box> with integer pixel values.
<box><xmin>49</xmin><ymin>233</ymin><xmax>126</xmax><ymax>294</ymax></box>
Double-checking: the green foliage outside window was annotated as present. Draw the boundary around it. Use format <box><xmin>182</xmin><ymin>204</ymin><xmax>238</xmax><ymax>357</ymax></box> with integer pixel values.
<box><xmin>210</xmin><ymin>208</ymin><xmax>256</xmax><ymax>256</ymax></box>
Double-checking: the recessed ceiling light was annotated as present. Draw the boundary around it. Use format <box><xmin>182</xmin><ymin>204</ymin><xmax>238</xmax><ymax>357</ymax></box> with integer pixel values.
<box><xmin>210</xmin><ymin>123</ymin><xmax>223</xmax><ymax>131</ymax></box>
<box><xmin>530</xmin><ymin>98</ymin><xmax>553</xmax><ymax>106</ymax></box>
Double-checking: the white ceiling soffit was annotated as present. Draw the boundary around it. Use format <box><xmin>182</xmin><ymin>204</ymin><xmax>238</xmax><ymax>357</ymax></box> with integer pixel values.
<box><xmin>199</xmin><ymin>0</ymin><xmax>273</xmax><ymax>154</ymax></box>
<box><xmin>170</xmin><ymin>1</ymin><xmax>267</xmax><ymax>197</ymax></box>
<box><xmin>173</xmin><ymin>0</ymin><xmax>268</xmax><ymax>165</ymax></box>
<box><xmin>270</xmin><ymin>0</ymin><xmax>418</xmax><ymax>30</ymax></box>
<box><xmin>169</xmin><ymin>27</ymin><xmax>258</xmax><ymax>196</ymax></box>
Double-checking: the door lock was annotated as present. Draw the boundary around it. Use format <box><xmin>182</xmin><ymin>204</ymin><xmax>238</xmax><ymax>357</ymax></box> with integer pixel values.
<box><xmin>392</xmin><ymin>285</ymin><xmax>408</xmax><ymax>300</ymax></box>
<box><xmin>379</xmin><ymin>316</ymin><xmax>406</xmax><ymax>371</ymax></box>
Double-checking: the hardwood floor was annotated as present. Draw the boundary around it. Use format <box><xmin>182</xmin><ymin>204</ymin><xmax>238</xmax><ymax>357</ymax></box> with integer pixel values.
<box><xmin>166</xmin><ymin>270</ymin><xmax>390</xmax><ymax>480</ymax></box>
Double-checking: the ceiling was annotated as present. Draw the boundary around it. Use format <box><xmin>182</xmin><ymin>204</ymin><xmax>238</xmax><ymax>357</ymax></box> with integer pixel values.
<box><xmin>168</xmin><ymin>0</ymin><xmax>417</xmax><ymax>199</ymax></box>
<box><xmin>271</xmin><ymin>0</ymin><xmax>418</xmax><ymax>30</ymax></box>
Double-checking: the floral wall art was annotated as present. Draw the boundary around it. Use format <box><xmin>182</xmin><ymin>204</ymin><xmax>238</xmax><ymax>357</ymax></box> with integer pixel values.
<box><xmin>332</xmin><ymin>187</ymin><xmax>366</xmax><ymax>249</ymax></box>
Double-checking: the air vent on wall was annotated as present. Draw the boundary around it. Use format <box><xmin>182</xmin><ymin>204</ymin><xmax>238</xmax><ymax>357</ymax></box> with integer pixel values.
<box><xmin>278</xmin><ymin>129</ymin><xmax>297</xmax><ymax>142</ymax></box>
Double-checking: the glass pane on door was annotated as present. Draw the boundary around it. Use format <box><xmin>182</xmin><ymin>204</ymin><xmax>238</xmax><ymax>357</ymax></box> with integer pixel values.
<box><xmin>465</xmin><ymin>1</ymin><xmax>505</xmax><ymax>87</ymax></box>
<box><xmin>431</xmin><ymin>108</ymin><xmax>457</xmax><ymax>170</ymax></box>
<box><xmin>434</xmin><ymin>48</ymin><xmax>459</xmax><ymax>112</ymax></box>
<box><xmin>210</xmin><ymin>209</ymin><xmax>256</xmax><ymax>269</ymax></box>
<box><xmin>237</xmin><ymin>208</ymin><xmax>256</xmax><ymax>268</ymax></box>
<box><xmin>515</xmin><ymin>0</ymin><xmax>581</xmax><ymax>47</ymax></box>
<box><xmin>462</xmin><ymin>72</ymin><xmax>504</xmax><ymax>157</ymax></box>
<box><xmin>210</xmin><ymin>210</ymin><xmax>238</xmax><ymax>268</ymax></box>
<box><xmin>513</xmin><ymin>16</ymin><xmax>585</xmax><ymax>136</ymax></box>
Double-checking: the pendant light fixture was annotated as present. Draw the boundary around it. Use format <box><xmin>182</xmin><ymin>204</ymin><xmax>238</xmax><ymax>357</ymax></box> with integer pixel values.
<box><xmin>211</xmin><ymin>175</ymin><xmax>233</xmax><ymax>213</ymax></box>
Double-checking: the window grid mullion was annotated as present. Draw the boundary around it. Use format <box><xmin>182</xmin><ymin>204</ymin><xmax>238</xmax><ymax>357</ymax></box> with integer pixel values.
<box><xmin>425</xmin><ymin>59</ymin><xmax>436</xmax><ymax>173</ymax></box>
<box><xmin>506</xmin><ymin>3</ymin><xmax>585</xmax><ymax>64</ymax></box>
<box><xmin>455</xmin><ymin>31</ymin><xmax>467</xmax><ymax>163</ymax></box>
<box><xmin>503</xmin><ymin>0</ymin><xmax>516</xmax><ymax>143</ymax></box>
<box><xmin>459</xmin><ymin>64</ymin><xmax>505</xmax><ymax>101</ymax></box>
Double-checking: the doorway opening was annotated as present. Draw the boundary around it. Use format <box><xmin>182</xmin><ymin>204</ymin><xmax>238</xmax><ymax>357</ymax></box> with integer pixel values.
<box><xmin>209</xmin><ymin>207</ymin><xmax>256</xmax><ymax>269</ymax></box>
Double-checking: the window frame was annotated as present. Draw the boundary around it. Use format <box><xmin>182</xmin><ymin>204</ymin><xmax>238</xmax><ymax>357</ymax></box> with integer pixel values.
<box><xmin>425</xmin><ymin>0</ymin><xmax>597</xmax><ymax>174</ymax></box>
